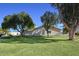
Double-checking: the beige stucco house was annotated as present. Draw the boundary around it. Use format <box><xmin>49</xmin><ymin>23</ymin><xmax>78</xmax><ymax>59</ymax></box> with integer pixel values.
<box><xmin>23</xmin><ymin>26</ymin><xmax>62</xmax><ymax>36</ymax></box>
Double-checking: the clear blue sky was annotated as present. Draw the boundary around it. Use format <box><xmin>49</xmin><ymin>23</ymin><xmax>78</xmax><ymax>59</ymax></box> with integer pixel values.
<box><xmin>0</xmin><ymin>3</ymin><xmax>63</xmax><ymax>31</ymax></box>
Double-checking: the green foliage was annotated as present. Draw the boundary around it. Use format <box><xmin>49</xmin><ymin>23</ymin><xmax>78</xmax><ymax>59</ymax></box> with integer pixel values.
<box><xmin>52</xmin><ymin>3</ymin><xmax>79</xmax><ymax>28</ymax></box>
<box><xmin>63</xmin><ymin>27</ymin><xmax>68</xmax><ymax>34</ymax></box>
<box><xmin>52</xmin><ymin>4</ymin><xmax>79</xmax><ymax>40</ymax></box>
<box><xmin>0</xmin><ymin>28</ymin><xmax>8</xmax><ymax>34</ymax></box>
<box><xmin>41</xmin><ymin>11</ymin><xmax>58</xmax><ymax>35</ymax></box>
<box><xmin>1</xmin><ymin>12</ymin><xmax>35</xmax><ymax>35</ymax></box>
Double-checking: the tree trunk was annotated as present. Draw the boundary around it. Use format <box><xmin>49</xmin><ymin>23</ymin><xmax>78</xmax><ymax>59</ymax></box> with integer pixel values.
<box><xmin>20</xmin><ymin>32</ymin><xmax>24</xmax><ymax>36</ymax></box>
<box><xmin>20</xmin><ymin>31</ymin><xmax>24</xmax><ymax>37</ymax></box>
<box><xmin>69</xmin><ymin>28</ymin><xmax>75</xmax><ymax>40</ymax></box>
<box><xmin>61</xmin><ymin>19</ymin><xmax>70</xmax><ymax>31</ymax></box>
<box><xmin>46</xmin><ymin>29</ymin><xmax>49</xmax><ymax>37</ymax></box>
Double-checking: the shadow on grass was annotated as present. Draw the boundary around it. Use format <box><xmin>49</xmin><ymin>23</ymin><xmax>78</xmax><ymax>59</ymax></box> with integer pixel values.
<box><xmin>0</xmin><ymin>36</ymin><xmax>68</xmax><ymax>44</ymax></box>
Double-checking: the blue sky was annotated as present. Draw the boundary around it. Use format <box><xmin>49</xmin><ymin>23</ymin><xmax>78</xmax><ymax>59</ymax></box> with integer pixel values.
<box><xmin>0</xmin><ymin>3</ymin><xmax>63</xmax><ymax>31</ymax></box>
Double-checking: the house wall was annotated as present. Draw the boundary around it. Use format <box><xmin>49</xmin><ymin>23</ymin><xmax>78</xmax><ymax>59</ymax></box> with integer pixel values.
<box><xmin>24</xmin><ymin>29</ymin><xmax>62</xmax><ymax>36</ymax></box>
<box><xmin>50</xmin><ymin>31</ymin><xmax>62</xmax><ymax>35</ymax></box>
<box><xmin>9</xmin><ymin>32</ymin><xmax>20</xmax><ymax>36</ymax></box>
<box><xmin>23</xmin><ymin>26</ymin><xmax>62</xmax><ymax>36</ymax></box>
<box><xmin>32</xmin><ymin>28</ymin><xmax>46</xmax><ymax>36</ymax></box>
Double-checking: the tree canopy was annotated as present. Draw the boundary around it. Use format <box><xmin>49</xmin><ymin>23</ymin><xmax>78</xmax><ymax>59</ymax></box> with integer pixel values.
<box><xmin>2</xmin><ymin>12</ymin><xmax>35</xmax><ymax>36</ymax></box>
<box><xmin>52</xmin><ymin>3</ymin><xmax>79</xmax><ymax>40</ymax></box>
<box><xmin>41</xmin><ymin>11</ymin><xmax>58</xmax><ymax>36</ymax></box>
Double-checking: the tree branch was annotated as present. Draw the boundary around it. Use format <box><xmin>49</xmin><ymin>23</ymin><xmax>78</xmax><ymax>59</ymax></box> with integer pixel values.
<box><xmin>61</xmin><ymin>19</ymin><xmax>71</xmax><ymax>31</ymax></box>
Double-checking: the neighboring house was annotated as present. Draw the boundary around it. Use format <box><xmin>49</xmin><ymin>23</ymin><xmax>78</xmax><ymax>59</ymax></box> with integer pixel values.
<box><xmin>0</xmin><ymin>29</ymin><xmax>20</xmax><ymax>37</ymax></box>
<box><xmin>8</xmin><ymin>32</ymin><xmax>20</xmax><ymax>36</ymax></box>
<box><xmin>23</xmin><ymin>26</ymin><xmax>62</xmax><ymax>36</ymax></box>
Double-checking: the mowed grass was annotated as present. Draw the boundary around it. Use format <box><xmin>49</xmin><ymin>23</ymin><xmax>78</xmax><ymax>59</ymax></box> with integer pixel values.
<box><xmin>0</xmin><ymin>35</ymin><xmax>79</xmax><ymax>56</ymax></box>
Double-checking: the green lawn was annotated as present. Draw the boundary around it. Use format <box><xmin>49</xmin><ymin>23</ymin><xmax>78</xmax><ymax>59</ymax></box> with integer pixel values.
<box><xmin>0</xmin><ymin>35</ymin><xmax>79</xmax><ymax>56</ymax></box>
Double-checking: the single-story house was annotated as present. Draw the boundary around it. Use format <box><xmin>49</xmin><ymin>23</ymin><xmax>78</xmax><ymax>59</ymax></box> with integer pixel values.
<box><xmin>23</xmin><ymin>26</ymin><xmax>62</xmax><ymax>36</ymax></box>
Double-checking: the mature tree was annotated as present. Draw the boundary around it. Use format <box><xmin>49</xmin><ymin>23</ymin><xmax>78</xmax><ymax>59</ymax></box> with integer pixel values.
<box><xmin>41</xmin><ymin>11</ymin><xmax>58</xmax><ymax>36</ymax></box>
<box><xmin>52</xmin><ymin>3</ymin><xmax>79</xmax><ymax>40</ymax></box>
<box><xmin>2</xmin><ymin>12</ymin><xmax>35</xmax><ymax>36</ymax></box>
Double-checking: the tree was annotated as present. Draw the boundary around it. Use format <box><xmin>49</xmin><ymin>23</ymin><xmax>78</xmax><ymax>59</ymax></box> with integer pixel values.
<box><xmin>52</xmin><ymin>3</ymin><xmax>79</xmax><ymax>40</ymax></box>
<box><xmin>2</xmin><ymin>12</ymin><xmax>35</xmax><ymax>36</ymax></box>
<box><xmin>41</xmin><ymin>11</ymin><xmax>58</xmax><ymax>36</ymax></box>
